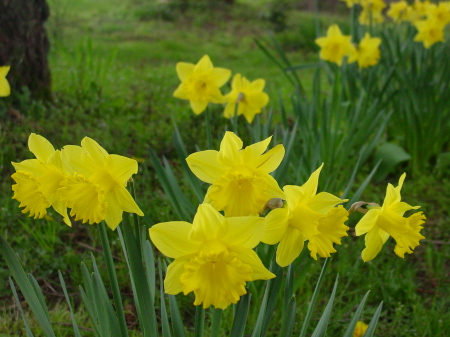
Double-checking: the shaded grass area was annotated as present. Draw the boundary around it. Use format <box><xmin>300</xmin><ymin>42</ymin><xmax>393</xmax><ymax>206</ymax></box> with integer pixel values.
<box><xmin>0</xmin><ymin>0</ymin><xmax>449</xmax><ymax>336</ymax></box>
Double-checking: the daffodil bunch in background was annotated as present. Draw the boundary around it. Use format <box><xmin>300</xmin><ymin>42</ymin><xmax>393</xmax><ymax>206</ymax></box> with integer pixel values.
<box><xmin>12</xmin><ymin>134</ymin><xmax>144</xmax><ymax>230</ymax></box>
<box><xmin>315</xmin><ymin>25</ymin><xmax>356</xmax><ymax>66</ymax></box>
<box><xmin>387</xmin><ymin>0</ymin><xmax>411</xmax><ymax>22</ymax></box>
<box><xmin>359</xmin><ymin>0</ymin><xmax>386</xmax><ymax>25</ymax></box>
<box><xmin>413</xmin><ymin>1</ymin><xmax>450</xmax><ymax>48</ymax></box>
<box><xmin>0</xmin><ymin>65</ymin><xmax>11</xmax><ymax>97</ymax></box>
<box><xmin>348</xmin><ymin>33</ymin><xmax>382</xmax><ymax>68</ymax></box>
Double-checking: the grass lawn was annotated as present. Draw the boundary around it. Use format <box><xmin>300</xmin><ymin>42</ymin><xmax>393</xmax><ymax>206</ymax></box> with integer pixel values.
<box><xmin>0</xmin><ymin>0</ymin><xmax>449</xmax><ymax>336</ymax></box>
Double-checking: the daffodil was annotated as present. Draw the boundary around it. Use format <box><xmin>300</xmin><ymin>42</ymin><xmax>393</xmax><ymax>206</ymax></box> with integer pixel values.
<box><xmin>186</xmin><ymin>132</ymin><xmax>285</xmax><ymax>217</ymax></box>
<box><xmin>173</xmin><ymin>55</ymin><xmax>231</xmax><ymax>115</ymax></box>
<box><xmin>387</xmin><ymin>1</ymin><xmax>411</xmax><ymax>22</ymax></box>
<box><xmin>348</xmin><ymin>33</ymin><xmax>382</xmax><ymax>69</ymax></box>
<box><xmin>407</xmin><ymin>0</ymin><xmax>433</xmax><ymax>22</ymax></box>
<box><xmin>414</xmin><ymin>18</ymin><xmax>445</xmax><ymax>48</ymax></box>
<box><xmin>0</xmin><ymin>66</ymin><xmax>11</xmax><ymax>97</ymax></box>
<box><xmin>149</xmin><ymin>203</ymin><xmax>274</xmax><ymax>309</ymax></box>
<box><xmin>359</xmin><ymin>0</ymin><xmax>386</xmax><ymax>25</ymax></box>
<box><xmin>12</xmin><ymin>134</ymin><xmax>71</xmax><ymax>226</ymax></box>
<box><xmin>59</xmin><ymin>137</ymin><xmax>144</xmax><ymax>230</ymax></box>
<box><xmin>223</xmin><ymin>74</ymin><xmax>269</xmax><ymax>124</ymax></box>
<box><xmin>315</xmin><ymin>25</ymin><xmax>356</xmax><ymax>66</ymax></box>
<box><xmin>353</xmin><ymin>321</ymin><xmax>369</xmax><ymax>337</ymax></box>
<box><xmin>426</xmin><ymin>2</ymin><xmax>450</xmax><ymax>26</ymax></box>
<box><xmin>355</xmin><ymin>173</ymin><xmax>426</xmax><ymax>262</ymax></box>
<box><xmin>261</xmin><ymin>164</ymin><xmax>349</xmax><ymax>267</ymax></box>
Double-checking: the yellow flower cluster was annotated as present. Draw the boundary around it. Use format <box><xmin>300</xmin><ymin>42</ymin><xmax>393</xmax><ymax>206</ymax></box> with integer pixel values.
<box><xmin>12</xmin><ymin>134</ymin><xmax>144</xmax><ymax>230</ymax></box>
<box><xmin>148</xmin><ymin>132</ymin><xmax>426</xmax><ymax>309</ymax></box>
<box><xmin>173</xmin><ymin>55</ymin><xmax>269</xmax><ymax>123</ymax></box>
<box><xmin>315</xmin><ymin>25</ymin><xmax>381</xmax><ymax>69</ymax></box>
<box><xmin>0</xmin><ymin>66</ymin><xmax>11</xmax><ymax>97</ymax></box>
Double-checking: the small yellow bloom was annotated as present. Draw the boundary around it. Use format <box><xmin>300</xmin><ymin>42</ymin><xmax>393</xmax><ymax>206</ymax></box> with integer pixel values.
<box><xmin>387</xmin><ymin>1</ymin><xmax>411</xmax><ymax>22</ymax></box>
<box><xmin>348</xmin><ymin>33</ymin><xmax>382</xmax><ymax>69</ymax></box>
<box><xmin>414</xmin><ymin>18</ymin><xmax>445</xmax><ymax>48</ymax></box>
<box><xmin>315</xmin><ymin>25</ymin><xmax>356</xmax><ymax>66</ymax></box>
<box><xmin>407</xmin><ymin>0</ymin><xmax>433</xmax><ymax>22</ymax></box>
<box><xmin>59</xmin><ymin>137</ymin><xmax>144</xmax><ymax>230</ymax></box>
<box><xmin>353</xmin><ymin>321</ymin><xmax>369</xmax><ymax>337</ymax></box>
<box><xmin>223</xmin><ymin>74</ymin><xmax>269</xmax><ymax>124</ymax></box>
<box><xmin>173</xmin><ymin>55</ymin><xmax>231</xmax><ymax>115</ymax></box>
<box><xmin>186</xmin><ymin>132</ymin><xmax>285</xmax><ymax>217</ymax></box>
<box><xmin>359</xmin><ymin>0</ymin><xmax>386</xmax><ymax>25</ymax></box>
<box><xmin>0</xmin><ymin>66</ymin><xmax>11</xmax><ymax>97</ymax></box>
<box><xmin>149</xmin><ymin>203</ymin><xmax>274</xmax><ymax>309</ymax></box>
<box><xmin>355</xmin><ymin>173</ymin><xmax>426</xmax><ymax>262</ymax></box>
<box><xmin>262</xmin><ymin>164</ymin><xmax>349</xmax><ymax>267</ymax></box>
<box><xmin>426</xmin><ymin>2</ymin><xmax>450</xmax><ymax>26</ymax></box>
<box><xmin>12</xmin><ymin>134</ymin><xmax>71</xmax><ymax>226</ymax></box>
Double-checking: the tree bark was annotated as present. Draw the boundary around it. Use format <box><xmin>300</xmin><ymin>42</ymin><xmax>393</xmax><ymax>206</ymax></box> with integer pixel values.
<box><xmin>0</xmin><ymin>0</ymin><xmax>52</xmax><ymax>100</ymax></box>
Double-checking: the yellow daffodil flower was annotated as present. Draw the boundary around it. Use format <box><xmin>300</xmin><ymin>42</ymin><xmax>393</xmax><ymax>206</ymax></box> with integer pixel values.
<box><xmin>315</xmin><ymin>25</ymin><xmax>356</xmax><ymax>66</ymax></box>
<box><xmin>426</xmin><ymin>2</ymin><xmax>450</xmax><ymax>26</ymax></box>
<box><xmin>387</xmin><ymin>1</ymin><xmax>411</xmax><ymax>22</ymax></box>
<box><xmin>359</xmin><ymin>0</ymin><xmax>386</xmax><ymax>25</ymax></box>
<box><xmin>355</xmin><ymin>173</ymin><xmax>426</xmax><ymax>262</ymax></box>
<box><xmin>223</xmin><ymin>74</ymin><xmax>269</xmax><ymax>124</ymax></box>
<box><xmin>186</xmin><ymin>132</ymin><xmax>285</xmax><ymax>217</ymax></box>
<box><xmin>173</xmin><ymin>55</ymin><xmax>231</xmax><ymax>115</ymax></box>
<box><xmin>12</xmin><ymin>134</ymin><xmax>71</xmax><ymax>226</ymax></box>
<box><xmin>0</xmin><ymin>66</ymin><xmax>11</xmax><ymax>97</ymax></box>
<box><xmin>348</xmin><ymin>33</ymin><xmax>382</xmax><ymax>69</ymax></box>
<box><xmin>59</xmin><ymin>137</ymin><xmax>144</xmax><ymax>230</ymax></box>
<box><xmin>261</xmin><ymin>164</ymin><xmax>349</xmax><ymax>267</ymax></box>
<box><xmin>353</xmin><ymin>321</ymin><xmax>369</xmax><ymax>337</ymax></box>
<box><xmin>407</xmin><ymin>0</ymin><xmax>433</xmax><ymax>22</ymax></box>
<box><xmin>340</xmin><ymin>0</ymin><xmax>361</xmax><ymax>8</ymax></box>
<box><xmin>149</xmin><ymin>203</ymin><xmax>274</xmax><ymax>309</ymax></box>
<box><xmin>414</xmin><ymin>18</ymin><xmax>445</xmax><ymax>48</ymax></box>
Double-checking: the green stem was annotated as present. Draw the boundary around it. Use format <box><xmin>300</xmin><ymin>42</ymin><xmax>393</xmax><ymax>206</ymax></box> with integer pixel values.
<box><xmin>210</xmin><ymin>308</ymin><xmax>223</xmax><ymax>337</ymax></box>
<box><xmin>194</xmin><ymin>305</ymin><xmax>205</xmax><ymax>337</ymax></box>
<box><xmin>232</xmin><ymin>102</ymin><xmax>239</xmax><ymax>134</ymax></box>
<box><xmin>205</xmin><ymin>107</ymin><xmax>213</xmax><ymax>149</ymax></box>
<box><xmin>97</xmin><ymin>222</ymin><xmax>129</xmax><ymax>337</ymax></box>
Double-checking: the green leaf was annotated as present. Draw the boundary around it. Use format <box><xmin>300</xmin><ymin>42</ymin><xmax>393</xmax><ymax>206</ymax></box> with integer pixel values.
<box><xmin>279</xmin><ymin>296</ymin><xmax>296</xmax><ymax>337</ymax></box>
<box><xmin>159</xmin><ymin>259</ymin><xmax>172</xmax><ymax>337</ymax></box>
<box><xmin>373</xmin><ymin>142</ymin><xmax>411</xmax><ymax>180</ymax></box>
<box><xmin>210</xmin><ymin>308</ymin><xmax>223</xmax><ymax>337</ymax></box>
<box><xmin>310</xmin><ymin>275</ymin><xmax>339</xmax><ymax>337</ymax></box>
<box><xmin>9</xmin><ymin>278</ymin><xmax>35</xmax><ymax>337</ymax></box>
<box><xmin>0</xmin><ymin>236</ymin><xmax>56</xmax><ymax>337</ymax></box>
<box><xmin>363</xmin><ymin>302</ymin><xmax>383</xmax><ymax>337</ymax></box>
<box><xmin>58</xmin><ymin>271</ymin><xmax>82</xmax><ymax>337</ymax></box>
<box><xmin>194</xmin><ymin>305</ymin><xmax>205</xmax><ymax>337</ymax></box>
<box><xmin>168</xmin><ymin>294</ymin><xmax>187</xmax><ymax>337</ymax></box>
<box><xmin>342</xmin><ymin>291</ymin><xmax>370</xmax><ymax>337</ymax></box>
<box><xmin>230</xmin><ymin>292</ymin><xmax>251</xmax><ymax>337</ymax></box>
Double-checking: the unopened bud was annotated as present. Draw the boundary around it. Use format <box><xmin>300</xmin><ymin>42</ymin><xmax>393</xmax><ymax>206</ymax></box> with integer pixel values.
<box><xmin>261</xmin><ymin>198</ymin><xmax>285</xmax><ymax>214</ymax></box>
<box><xmin>349</xmin><ymin>201</ymin><xmax>380</xmax><ymax>214</ymax></box>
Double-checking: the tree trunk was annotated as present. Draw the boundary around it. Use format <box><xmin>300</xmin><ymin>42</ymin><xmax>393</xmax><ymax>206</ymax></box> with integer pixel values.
<box><xmin>0</xmin><ymin>0</ymin><xmax>52</xmax><ymax>101</ymax></box>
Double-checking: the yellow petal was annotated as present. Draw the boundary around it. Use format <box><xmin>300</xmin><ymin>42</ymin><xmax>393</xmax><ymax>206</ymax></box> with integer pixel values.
<box><xmin>264</xmin><ymin>174</ymin><xmax>285</xmax><ymax>200</ymax></box>
<box><xmin>189</xmin><ymin>203</ymin><xmax>228</xmax><ymax>242</ymax></box>
<box><xmin>361</xmin><ymin>227</ymin><xmax>390</xmax><ymax>262</ymax></box>
<box><xmin>0</xmin><ymin>66</ymin><xmax>10</xmax><ymax>97</ymax></box>
<box><xmin>261</xmin><ymin>207</ymin><xmax>289</xmax><ymax>245</ymax></box>
<box><xmin>250</xmin><ymin>78</ymin><xmax>265</xmax><ymax>92</ymax></box>
<box><xmin>355</xmin><ymin>209</ymin><xmax>380</xmax><ymax>236</ymax></box>
<box><xmin>61</xmin><ymin>145</ymin><xmax>96</xmax><ymax>177</ymax></box>
<box><xmin>176</xmin><ymin>62</ymin><xmax>194</xmax><ymax>81</ymax></box>
<box><xmin>12</xmin><ymin>171</ymin><xmax>50</xmax><ymax>219</ymax></box>
<box><xmin>12</xmin><ymin>159</ymin><xmax>47</xmax><ymax>176</ymax></box>
<box><xmin>28</xmin><ymin>133</ymin><xmax>55</xmax><ymax>163</ymax></box>
<box><xmin>104</xmin><ymin>193</ymin><xmax>124</xmax><ymax>230</ymax></box>
<box><xmin>164</xmin><ymin>258</ymin><xmax>190</xmax><ymax>294</ymax></box>
<box><xmin>253</xmin><ymin>144</ymin><xmax>285</xmax><ymax>173</ymax></box>
<box><xmin>276</xmin><ymin>226</ymin><xmax>306</xmax><ymax>267</ymax></box>
<box><xmin>211</xmin><ymin>67</ymin><xmax>231</xmax><ymax>87</ymax></box>
<box><xmin>149</xmin><ymin>221</ymin><xmax>199</xmax><ymax>258</ymax></box>
<box><xmin>110</xmin><ymin>185</ymin><xmax>144</xmax><ymax>216</ymax></box>
<box><xmin>108</xmin><ymin>154</ymin><xmax>138</xmax><ymax>185</ymax></box>
<box><xmin>195</xmin><ymin>55</ymin><xmax>213</xmax><ymax>71</ymax></box>
<box><xmin>52</xmin><ymin>200</ymin><xmax>72</xmax><ymax>227</ymax></box>
<box><xmin>283</xmin><ymin>185</ymin><xmax>305</xmax><ymax>210</ymax></box>
<box><xmin>173</xmin><ymin>83</ymin><xmax>188</xmax><ymax>99</ymax></box>
<box><xmin>223</xmin><ymin>216</ymin><xmax>265</xmax><ymax>249</ymax></box>
<box><xmin>186</xmin><ymin>150</ymin><xmax>225</xmax><ymax>184</ymax></box>
<box><xmin>223</xmin><ymin>101</ymin><xmax>236</xmax><ymax>119</ymax></box>
<box><xmin>189</xmin><ymin>100</ymin><xmax>208</xmax><ymax>115</ymax></box>
<box><xmin>308</xmin><ymin>192</ymin><xmax>347</xmax><ymax>214</ymax></box>
<box><xmin>231</xmin><ymin>73</ymin><xmax>242</xmax><ymax>90</ymax></box>
<box><xmin>81</xmin><ymin>137</ymin><xmax>109</xmax><ymax>167</ymax></box>
<box><xmin>218</xmin><ymin>132</ymin><xmax>243</xmax><ymax>165</ymax></box>
<box><xmin>230</xmin><ymin>247</ymin><xmax>275</xmax><ymax>280</ymax></box>
<box><xmin>301</xmin><ymin>164</ymin><xmax>324</xmax><ymax>200</ymax></box>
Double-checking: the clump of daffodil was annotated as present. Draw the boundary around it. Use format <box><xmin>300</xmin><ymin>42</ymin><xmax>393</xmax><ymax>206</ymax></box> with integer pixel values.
<box><xmin>223</xmin><ymin>74</ymin><xmax>269</xmax><ymax>124</ymax></box>
<box><xmin>359</xmin><ymin>0</ymin><xmax>386</xmax><ymax>25</ymax></box>
<box><xmin>59</xmin><ymin>137</ymin><xmax>144</xmax><ymax>230</ymax></box>
<box><xmin>414</xmin><ymin>18</ymin><xmax>446</xmax><ymax>48</ymax></box>
<box><xmin>353</xmin><ymin>173</ymin><xmax>425</xmax><ymax>262</ymax></box>
<box><xmin>407</xmin><ymin>0</ymin><xmax>433</xmax><ymax>22</ymax></box>
<box><xmin>261</xmin><ymin>164</ymin><xmax>349</xmax><ymax>267</ymax></box>
<box><xmin>0</xmin><ymin>66</ymin><xmax>11</xmax><ymax>97</ymax></box>
<box><xmin>186</xmin><ymin>132</ymin><xmax>285</xmax><ymax>217</ymax></box>
<box><xmin>340</xmin><ymin>0</ymin><xmax>361</xmax><ymax>8</ymax></box>
<box><xmin>426</xmin><ymin>2</ymin><xmax>450</xmax><ymax>26</ymax></box>
<box><xmin>12</xmin><ymin>134</ymin><xmax>71</xmax><ymax>226</ymax></box>
<box><xmin>348</xmin><ymin>33</ymin><xmax>382</xmax><ymax>69</ymax></box>
<box><xmin>173</xmin><ymin>55</ymin><xmax>231</xmax><ymax>115</ymax></box>
<box><xmin>315</xmin><ymin>25</ymin><xmax>356</xmax><ymax>66</ymax></box>
<box><xmin>353</xmin><ymin>321</ymin><xmax>369</xmax><ymax>337</ymax></box>
<box><xmin>387</xmin><ymin>0</ymin><xmax>411</xmax><ymax>22</ymax></box>
<box><xmin>149</xmin><ymin>203</ymin><xmax>274</xmax><ymax>309</ymax></box>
